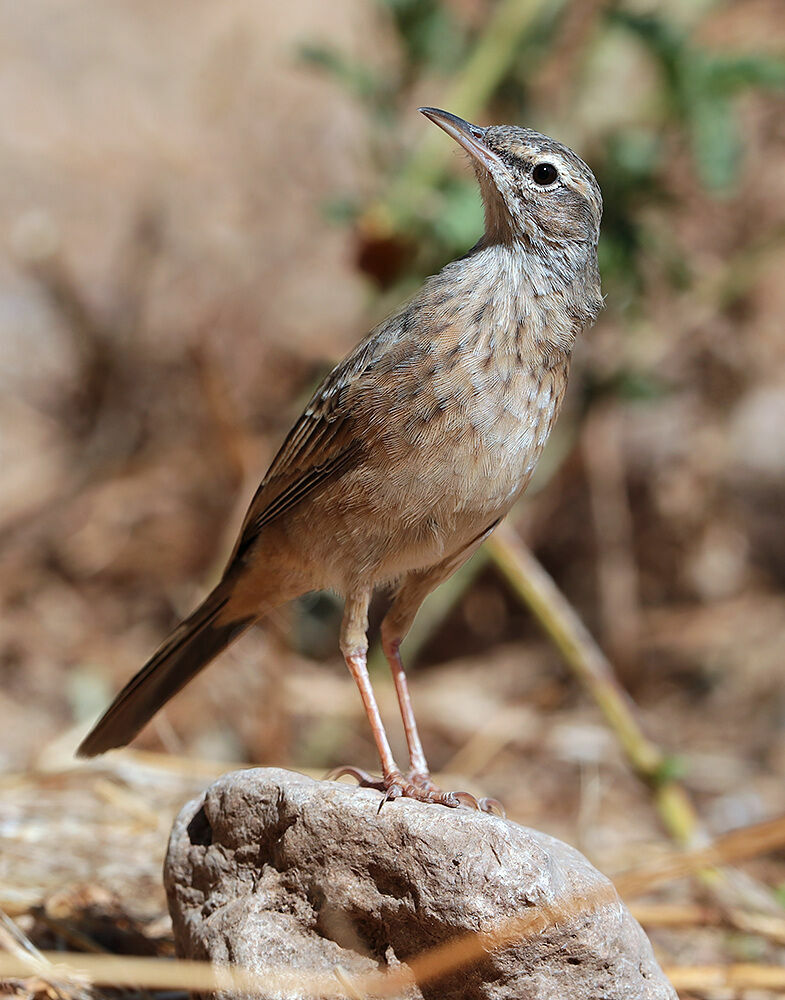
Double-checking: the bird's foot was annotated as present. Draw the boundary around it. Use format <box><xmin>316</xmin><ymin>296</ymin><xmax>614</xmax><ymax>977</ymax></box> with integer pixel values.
<box><xmin>328</xmin><ymin>765</ymin><xmax>504</xmax><ymax>816</ymax></box>
<box><xmin>406</xmin><ymin>768</ymin><xmax>506</xmax><ymax>817</ymax></box>
<box><xmin>328</xmin><ymin>765</ymin><xmax>457</xmax><ymax>808</ymax></box>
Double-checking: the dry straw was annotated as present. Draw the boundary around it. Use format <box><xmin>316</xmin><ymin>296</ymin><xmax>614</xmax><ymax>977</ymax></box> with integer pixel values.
<box><xmin>3</xmin><ymin>812</ymin><xmax>785</xmax><ymax>998</ymax></box>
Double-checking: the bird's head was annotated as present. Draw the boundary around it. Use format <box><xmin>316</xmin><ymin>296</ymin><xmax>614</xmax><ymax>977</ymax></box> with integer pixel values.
<box><xmin>420</xmin><ymin>107</ymin><xmax>602</xmax><ymax>253</ymax></box>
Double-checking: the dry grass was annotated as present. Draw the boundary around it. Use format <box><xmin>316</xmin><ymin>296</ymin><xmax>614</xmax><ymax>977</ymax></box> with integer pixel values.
<box><xmin>2</xmin><ymin>750</ymin><xmax>785</xmax><ymax>998</ymax></box>
<box><xmin>1</xmin><ymin>791</ymin><xmax>785</xmax><ymax>997</ymax></box>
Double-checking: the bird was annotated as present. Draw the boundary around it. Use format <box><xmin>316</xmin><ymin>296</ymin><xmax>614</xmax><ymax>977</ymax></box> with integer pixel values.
<box><xmin>78</xmin><ymin>108</ymin><xmax>603</xmax><ymax>810</ymax></box>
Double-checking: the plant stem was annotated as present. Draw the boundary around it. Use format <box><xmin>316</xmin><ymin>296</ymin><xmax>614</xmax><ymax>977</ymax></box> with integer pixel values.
<box><xmin>486</xmin><ymin>520</ymin><xmax>699</xmax><ymax>846</ymax></box>
<box><xmin>375</xmin><ymin>0</ymin><xmax>559</xmax><ymax>228</ymax></box>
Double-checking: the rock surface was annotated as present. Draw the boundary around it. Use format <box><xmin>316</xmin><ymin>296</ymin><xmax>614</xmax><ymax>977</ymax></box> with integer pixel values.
<box><xmin>165</xmin><ymin>768</ymin><xmax>676</xmax><ymax>1000</ymax></box>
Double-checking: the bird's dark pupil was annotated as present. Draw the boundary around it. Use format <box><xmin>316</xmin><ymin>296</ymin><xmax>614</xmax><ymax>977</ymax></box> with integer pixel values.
<box><xmin>533</xmin><ymin>163</ymin><xmax>558</xmax><ymax>185</ymax></box>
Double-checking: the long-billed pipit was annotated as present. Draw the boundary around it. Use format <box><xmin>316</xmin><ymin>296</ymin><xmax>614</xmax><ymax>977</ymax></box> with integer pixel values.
<box><xmin>79</xmin><ymin>108</ymin><xmax>603</xmax><ymax>809</ymax></box>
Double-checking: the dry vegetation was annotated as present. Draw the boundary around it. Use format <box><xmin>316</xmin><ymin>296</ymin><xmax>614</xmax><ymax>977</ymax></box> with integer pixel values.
<box><xmin>1</xmin><ymin>1</ymin><xmax>785</xmax><ymax>997</ymax></box>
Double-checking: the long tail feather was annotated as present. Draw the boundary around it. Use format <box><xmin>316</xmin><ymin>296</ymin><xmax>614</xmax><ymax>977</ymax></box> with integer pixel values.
<box><xmin>77</xmin><ymin>587</ymin><xmax>252</xmax><ymax>757</ymax></box>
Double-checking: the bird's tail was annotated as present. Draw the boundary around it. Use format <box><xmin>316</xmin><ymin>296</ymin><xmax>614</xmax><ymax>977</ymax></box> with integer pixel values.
<box><xmin>77</xmin><ymin>585</ymin><xmax>253</xmax><ymax>757</ymax></box>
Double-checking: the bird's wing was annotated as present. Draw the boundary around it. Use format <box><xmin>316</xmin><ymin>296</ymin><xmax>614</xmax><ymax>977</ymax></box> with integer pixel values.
<box><xmin>229</xmin><ymin>332</ymin><xmax>393</xmax><ymax>562</ymax></box>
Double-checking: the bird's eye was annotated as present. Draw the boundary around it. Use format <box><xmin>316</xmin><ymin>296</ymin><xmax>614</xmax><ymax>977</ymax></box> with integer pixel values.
<box><xmin>532</xmin><ymin>162</ymin><xmax>559</xmax><ymax>185</ymax></box>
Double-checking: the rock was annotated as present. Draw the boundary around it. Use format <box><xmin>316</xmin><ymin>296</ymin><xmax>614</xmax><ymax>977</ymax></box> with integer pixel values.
<box><xmin>165</xmin><ymin>768</ymin><xmax>675</xmax><ymax>1000</ymax></box>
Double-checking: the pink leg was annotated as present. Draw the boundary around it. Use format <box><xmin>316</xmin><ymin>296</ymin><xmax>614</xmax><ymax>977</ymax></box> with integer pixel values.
<box><xmin>382</xmin><ymin>635</ymin><xmax>430</xmax><ymax>780</ymax></box>
<box><xmin>343</xmin><ymin>649</ymin><xmax>400</xmax><ymax>783</ymax></box>
<box><xmin>379</xmin><ymin>552</ymin><xmax>506</xmax><ymax>817</ymax></box>
<box><xmin>377</xmin><ymin>633</ymin><xmax>502</xmax><ymax>814</ymax></box>
<box><xmin>331</xmin><ymin>592</ymin><xmax>461</xmax><ymax>808</ymax></box>
<box><xmin>333</xmin><ymin>646</ymin><xmax>461</xmax><ymax>807</ymax></box>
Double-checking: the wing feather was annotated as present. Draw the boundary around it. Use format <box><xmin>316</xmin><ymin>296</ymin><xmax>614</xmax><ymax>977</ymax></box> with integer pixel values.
<box><xmin>229</xmin><ymin>332</ymin><xmax>390</xmax><ymax>563</ymax></box>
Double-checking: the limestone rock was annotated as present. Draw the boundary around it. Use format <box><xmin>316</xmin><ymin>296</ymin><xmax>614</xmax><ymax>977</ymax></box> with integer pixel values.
<box><xmin>165</xmin><ymin>767</ymin><xmax>675</xmax><ymax>1000</ymax></box>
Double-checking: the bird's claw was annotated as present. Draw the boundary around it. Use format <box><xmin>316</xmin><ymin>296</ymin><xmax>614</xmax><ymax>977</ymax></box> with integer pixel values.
<box><xmin>327</xmin><ymin>765</ymin><xmax>504</xmax><ymax>815</ymax></box>
<box><xmin>451</xmin><ymin>790</ymin><xmax>505</xmax><ymax>816</ymax></box>
<box><xmin>326</xmin><ymin>765</ymin><xmax>386</xmax><ymax>791</ymax></box>
<box><xmin>406</xmin><ymin>770</ymin><xmax>505</xmax><ymax>816</ymax></box>
<box><xmin>479</xmin><ymin>796</ymin><xmax>506</xmax><ymax>818</ymax></box>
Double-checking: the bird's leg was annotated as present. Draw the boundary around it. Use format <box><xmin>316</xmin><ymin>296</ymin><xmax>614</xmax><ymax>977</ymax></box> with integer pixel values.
<box><xmin>380</xmin><ymin>571</ymin><xmax>449</xmax><ymax>793</ymax></box>
<box><xmin>380</xmin><ymin>600</ymin><xmax>504</xmax><ymax>816</ymax></box>
<box><xmin>381</xmin><ymin>632</ymin><xmax>430</xmax><ymax>785</ymax></box>
<box><xmin>380</xmin><ymin>633</ymin><xmax>504</xmax><ymax>815</ymax></box>
<box><xmin>339</xmin><ymin>593</ymin><xmax>400</xmax><ymax>784</ymax></box>
<box><xmin>379</xmin><ymin>528</ymin><xmax>506</xmax><ymax>815</ymax></box>
<box><xmin>332</xmin><ymin>591</ymin><xmax>460</xmax><ymax>808</ymax></box>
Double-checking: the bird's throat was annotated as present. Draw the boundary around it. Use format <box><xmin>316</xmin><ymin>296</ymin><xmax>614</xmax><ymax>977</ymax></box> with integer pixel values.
<box><xmin>433</xmin><ymin>243</ymin><xmax>596</xmax><ymax>367</ymax></box>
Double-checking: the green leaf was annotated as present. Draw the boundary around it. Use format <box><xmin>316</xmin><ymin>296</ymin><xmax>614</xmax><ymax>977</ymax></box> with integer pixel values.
<box><xmin>380</xmin><ymin>0</ymin><xmax>468</xmax><ymax>73</ymax></box>
<box><xmin>689</xmin><ymin>92</ymin><xmax>739</xmax><ymax>191</ymax></box>
<box><xmin>655</xmin><ymin>754</ymin><xmax>689</xmax><ymax>784</ymax></box>
<box><xmin>707</xmin><ymin>53</ymin><xmax>785</xmax><ymax>94</ymax></box>
<box><xmin>298</xmin><ymin>43</ymin><xmax>385</xmax><ymax>104</ymax></box>
<box><xmin>431</xmin><ymin>180</ymin><xmax>484</xmax><ymax>254</ymax></box>
<box><xmin>321</xmin><ymin>196</ymin><xmax>361</xmax><ymax>225</ymax></box>
<box><xmin>613</xmin><ymin>370</ymin><xmax>672</xmax><ymax>402</ymax></box>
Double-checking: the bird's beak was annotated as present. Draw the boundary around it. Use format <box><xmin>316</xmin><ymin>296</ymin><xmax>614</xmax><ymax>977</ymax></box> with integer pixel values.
<box><xmin>418</xmin><ymin>107</ymin><xmax>504</xmax><ymax>174</ymax></box>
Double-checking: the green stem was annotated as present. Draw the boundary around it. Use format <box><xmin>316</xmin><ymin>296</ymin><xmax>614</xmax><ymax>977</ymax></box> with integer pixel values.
<box><xmin>380</xmin><ymin>0</ymin><xmax>560</xmax><ymax>226</ymax></box>
<box><xmin>486</xmin><ymin>521</ymin><xmax>699</xmax><ymax>846</ymax></box>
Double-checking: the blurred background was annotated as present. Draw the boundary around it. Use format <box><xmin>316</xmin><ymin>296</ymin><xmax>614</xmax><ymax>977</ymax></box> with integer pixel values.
<box><xmin>2</xmin><ymin>0</ymin><xmax>785</xmax><ymax>987</ymax></box>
